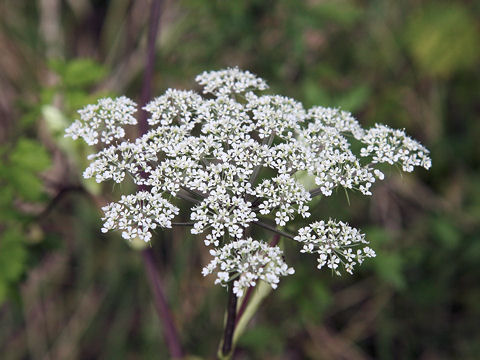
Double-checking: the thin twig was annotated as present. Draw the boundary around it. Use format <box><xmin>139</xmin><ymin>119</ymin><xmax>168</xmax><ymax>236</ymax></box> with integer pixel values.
<box><xmin>253</xmin><ymin>221</ymin><xmax>295</xmax><ymax>240</ymax></box>
<box><xmin>180</xmin><ymin>186</ymin><xmax>207</xmax><ymax>199</ymax></box>
<box><xmin>36</xmin><ymin>185</ymin><xmax>86</xmax><ymax>220</ymax></box>
<box><xmin>309</xmin><ymin>187</ymin><xmax>324</xmax><ymax>198</ymax></box>
<box><xmin>171</xmin><ymin>222</ymin><xmax>194</xmax><ymax>226</ymax></box>
<box><xmin>176</xmin><ymin>191</ymin><xmax>201</xmax><ymax>204</ymax></box>
<box><xmin>250</xmin><ymin>197</ymin><xmax>262</xmax><ymax>209</ymax></box>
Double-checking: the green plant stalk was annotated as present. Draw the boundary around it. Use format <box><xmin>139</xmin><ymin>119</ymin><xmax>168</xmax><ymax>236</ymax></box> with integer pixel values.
<box><xmin>232</xmin><ymin>280</ymin><xmax>273</xmax><ymax>348</ymax></box>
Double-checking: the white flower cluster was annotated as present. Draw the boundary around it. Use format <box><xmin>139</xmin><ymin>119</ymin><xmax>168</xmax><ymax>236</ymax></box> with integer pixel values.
<box><xmin>191</xmin><ymin>188</ymin><xmax>257</xmax><ymax>246</ymax></box>
<box><xmin>245</xmin><ymin>93</ymin><xmax>305</xmax><ymax>139</ymax></box>
<box><xmin>254</xmin><ymin>174</ymin><xmax>311</xmax><ymax>226</ymax></box>
<box><xmin>65</xmin><ymin>96</ymin><xmax>137</xmax><ymax>145</ymax></box>
<box><xmin>202</xmin><ymin>238</ymin><xmax>295</xmax><ymax>297</ymax></box>
<box><xmin>360</xmin><ymin>124</ymin><xmax>432</xmax><ymax>172</ymax></box>
<box><xmin>301</xmin><ymin>108</ymin><xmax>377</xmax><ymax>196</ymax></box>
<box><xmin>101</xmin><ymin>191</ymin><xmax>179</xmax><ymax>242</ymax></box>
<box><xmin>144</xmin><ymin>89</ymin><xmax>203</xmax><ymax>129</ymax></box>
<box><xmin>65</xmin><ymin>68</ymin><xmax>431</xmax><ymax>296</ymax></box>
<box><xmin>295</xmin><ymin>220</ymin><xmax>376</xmax><ymax>275</ymax></box>
<box><xmin>195</xmin><ymin>67</ymin><xmax>268</xmax><ymax>96</ymax></box>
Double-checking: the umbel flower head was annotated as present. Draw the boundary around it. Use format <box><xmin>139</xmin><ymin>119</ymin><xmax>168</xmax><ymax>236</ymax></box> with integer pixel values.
<box><xmin>65</xmin><ymin>68</ymin><xmax>431</xmax><ymax>297</ymax></box>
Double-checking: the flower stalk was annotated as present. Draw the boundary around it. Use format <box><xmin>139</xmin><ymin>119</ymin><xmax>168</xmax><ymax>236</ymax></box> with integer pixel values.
<box><xmin>220</xmin><ymin>281</ymin><xmax>238</xmax><ymax>358</ymax></box>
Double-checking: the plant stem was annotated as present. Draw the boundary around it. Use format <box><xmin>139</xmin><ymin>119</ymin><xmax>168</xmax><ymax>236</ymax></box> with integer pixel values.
<box><xmin>253</xmin><ymin>221</ymin><xmax>295</xmax><ymax>240</ymax></box>
<box><xmin>142</xmin><ymin>248</ymin><xmax>184</xmax><ymax>358</ymax></box>
<box><xmin>176</xmin><ymin>190</ymin><xmax>202</xmax><ymax>204</ymax></box>
<box><xmin>171</xmin><ymin>222</ymin><xmax>194</xmax><ymax>226</ymax></box>
<box><xmin>138</xmin><ymin>0</ymin><xmax>163</xmax><ymax>134</ymax></box>
<box><xmin>309</xmin><ymin>187</ymin><xmax>324</xmax><ymax>198</ymax></box>
<box><xmin>249</xmin><ymin>133</ymin><xmax>274</xmax><ymax>187</ymax></box>
<box><xmin>222</xmin><ymin>282</ymin><xmax>238</xmax><ymax>357</ymax></box>
<box><xmin>181</xmin><ymin>186</ymin><xmax>207</xmax><ymax>199</ymax></box>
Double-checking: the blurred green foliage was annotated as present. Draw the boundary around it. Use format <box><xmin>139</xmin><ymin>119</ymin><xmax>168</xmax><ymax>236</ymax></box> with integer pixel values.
<box><xmin>0</xmin><ymin>0</ymin><xmax>479</xmax><ymax>359</ymax></box>
<box><xmin>0</xmin><ymin>228</ymin><xmax>27</xmax><ymax>301</ymax></box>
<box><xmin>404</xmin><ymin>3</ymin><xmax>480</xmax><ymax>78</ymax></box>
<box><xmin>0</xmin><ymin>134</ymin><xmax>51</xmax><ymax>303</ymax></box>
<box><xmin>0</xmin><ymin>57</ymin><xmax>107</xmax><ymax>304</ymax></box>
<box><xmin>3</xmin><ymin>139</ymin><xmax>51</xmax><ymax>202</ymax></box>
<box><xmin>48</xmin><ymin>58</ymin><xmax>110</xmax><ymax>111</ymax></box>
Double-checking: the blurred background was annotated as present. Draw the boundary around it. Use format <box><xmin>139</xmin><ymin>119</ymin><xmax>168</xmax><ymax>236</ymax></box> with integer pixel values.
<box><xmin>0</xmin><ymin>0</ymin><xmax>479</xmax><ymax>359</ymax></box>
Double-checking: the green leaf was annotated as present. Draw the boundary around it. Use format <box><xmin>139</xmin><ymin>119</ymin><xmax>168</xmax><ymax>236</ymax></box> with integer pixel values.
<box><xmin>0</xmin><ymin>227</ymin><xmax>28</xmax><ymax>303</ymax></box>
<box><xmin>63</xmin><ymin>59</ymin><xmax>107</xmax><ymax>88</ymax></box>
<box><xmin>8</xmin><ymin>167</ymin><xmax>45</xmax><ymax>201</ymax></box>
<box><xmin>9</xmin><ymin>138</ymin><xmax>51</xmax><ymax>173</ymax></box>
<box><xmin>4</xmin><ymin>139</ymin><xmax>51</xmax><ymax>201</ymax></box>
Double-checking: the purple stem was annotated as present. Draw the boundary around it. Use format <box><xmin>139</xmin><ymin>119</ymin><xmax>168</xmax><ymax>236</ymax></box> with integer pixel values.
<box><xmin>222</xmin><ymin>281</ymin><xmax>238</xmax><ymax>356</ymax></box>
<box><xmin>138</xmin><ymin>0</ymin><xmax>163</xmax><ymax>135</ymax></box>
<box><xmin>137</xmin><ymin>0</ymin><xmax>184</xmax><ymax>357</ymax></box>
<box><xmin>142</xmin><ymin>249</ymin><xmax>184</xmax><ymax>358</ymax></box>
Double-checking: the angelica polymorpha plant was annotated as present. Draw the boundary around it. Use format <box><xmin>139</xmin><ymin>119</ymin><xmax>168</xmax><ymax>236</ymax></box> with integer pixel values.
<box><xmin>65</xmin><ymin>68</ymin><xmax>431</xmax><ymax>358</ymax></box>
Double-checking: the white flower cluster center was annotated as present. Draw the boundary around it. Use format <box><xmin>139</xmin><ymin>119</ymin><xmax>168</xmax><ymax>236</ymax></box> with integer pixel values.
<box><xmin>65</xmin><ymin>68</ymin><xmax>431</xmax><ymax>297</ymax></box>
